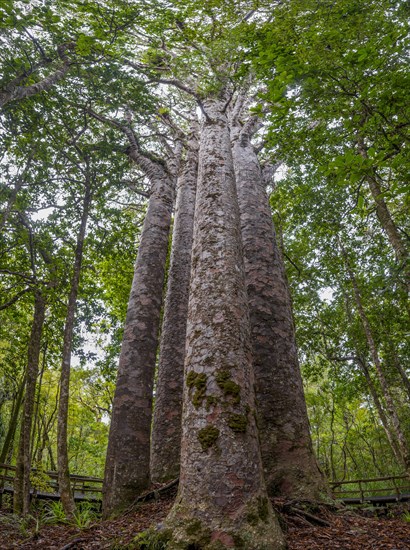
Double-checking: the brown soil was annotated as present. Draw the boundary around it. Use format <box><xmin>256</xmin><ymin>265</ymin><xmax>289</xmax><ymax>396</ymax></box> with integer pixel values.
<box><xmin>1</xmin><ymin>490</ymin><xmax>410</xmax><ymax>549</ymax></box>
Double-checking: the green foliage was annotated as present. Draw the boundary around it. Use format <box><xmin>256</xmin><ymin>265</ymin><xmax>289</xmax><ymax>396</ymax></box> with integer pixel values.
<box><xmin>240</xmin><ymin>0</ymin><xmax>410</xmax><ymax>481</ymax></box>
<box><xmin>42</xmin><ymin>501</ymin><xmax>68</xmax><ymax>525</ymax></box>
<box><xmin>29</xmin><ymin>467</ymin><xmax>53</xmax><ymax>493</ymax></box>
<box><xmin>41</xmin><ymin>500</ymin><xmax>99</xmax><ymax>528</ymax></box>
<box><xmin>72</xmin><ymin>501</ymin><xmax>100</xmax><ymax>528</ymax></box>
<box><xmin>0</xmin><ymin>0</ymin><xmax>408</xmax><ymax>516</ymax></box>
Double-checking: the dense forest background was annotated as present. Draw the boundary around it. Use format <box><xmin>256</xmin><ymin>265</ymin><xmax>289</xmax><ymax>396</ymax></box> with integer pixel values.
<box><xmin>0</xmin><ymin>0</ymin><xmax>409</xmax><ymax>502</ymax></box>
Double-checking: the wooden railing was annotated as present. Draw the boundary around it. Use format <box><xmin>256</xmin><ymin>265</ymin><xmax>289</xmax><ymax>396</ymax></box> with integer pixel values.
<box><xmin>0</xmin><ymin>462</ymin><xmax>103</xmax><ymax>505</ymax></box>
<box><xmin>2</xmin><ymin>463</ymin><xmax>409</xmax><ymax>507</ymax></box>
<box><xmin>330</xmin><ymin>474</ymin><xmax>410</xmax><ymax>504</ymax></box>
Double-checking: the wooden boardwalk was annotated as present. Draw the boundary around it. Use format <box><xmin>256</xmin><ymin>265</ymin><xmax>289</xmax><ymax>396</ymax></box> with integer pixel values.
<box><xmin>0</xmin><ymin>463</ymin><xmax>103</xmax><ymax>505</ymax></box>
<box><xmin>2</xmin><ymin>463</ymin><xmax>410</xmax><ymax>506</ymax></box>
<box><xmin>330</xmin><ymin>473</ymin><xmax>410</xmax><ymax>505</ymax></box>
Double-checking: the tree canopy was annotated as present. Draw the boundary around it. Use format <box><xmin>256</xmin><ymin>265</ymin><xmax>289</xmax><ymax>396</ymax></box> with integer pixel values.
<box><xmin>0</xmin><ymin>0</ymin><xmax>409</xmax><ymax>541</ymax></box>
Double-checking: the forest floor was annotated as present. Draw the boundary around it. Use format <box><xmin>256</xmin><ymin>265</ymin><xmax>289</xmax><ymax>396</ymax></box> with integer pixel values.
<box><xmin>1</xmin><ymin>487</ymin><xmax>410</xmax><ymax>549</ymax></box>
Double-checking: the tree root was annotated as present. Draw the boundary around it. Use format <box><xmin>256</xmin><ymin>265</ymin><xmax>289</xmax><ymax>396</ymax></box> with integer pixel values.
<box><xmin>135</xmin><ymin>478</ymin><xmax>179</xmax><ymax>503</ymax></box>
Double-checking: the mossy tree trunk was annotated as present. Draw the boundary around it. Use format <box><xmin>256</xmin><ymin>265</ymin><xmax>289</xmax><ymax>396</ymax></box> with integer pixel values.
<box><xmin>151</xmin><ymin>125</ymin><xmax>198</xmax><ymax>483</ymax></box>
<box><xmin>164</xmin><ymin>96</ymin><xmax>285</xmax><ymax>549</ymax></box>
<box><xmin>229</xmin><ymin>102</ymin><xmax>327</xmax><ymax>501</ymax></box>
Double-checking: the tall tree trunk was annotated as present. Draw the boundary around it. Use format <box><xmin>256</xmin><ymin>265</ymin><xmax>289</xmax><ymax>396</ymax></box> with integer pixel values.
<box><xmin>0</xmin><ymin>374</ymin><xmax>25</xmax><ymax>465</ymax></box>
<box><xmin>13</xmin><ymin>291</ymin><xmax>46</xmax><ymax>514</ymax></box>
<box><xmin>57</xmin><ymin>181</ymin><xmax>91</xmax><ymax>519</ymax></box>
<box><xmin>230</xmin><ymin>109</ymin><xmax>327</xmax><ymax>500</ymax></box>
<box><xmin>390</xmin><ymin>346</ymin><xmax>410</xmax><ymax>402</ymax></box>
<box><xmin>150</xmin><ymin>127</ymin><xmax>198</xmax><ymax>483</ymax></box>
<box><xmin>367</xmin><ymin>174</ymin><xmax>408</xmax><ymax>263</ymax></box>
<box><xmin>342</xmin><ymin>290</ymin><xmax>404</xmax><ymax>466</ymax></box>
<box><xmin>165</xmin><ymin>97</ymin><xmax>285</xmax><ymax>549</ymax></box>
<box><xmin>103</xmin><ymin>171</ymin><xmax>175</xmax><ymax>517</ymax></box>
<box><xmin>357</xmin><ymin>137</ymin><xmax>409</xmax><ymax>289</ymax></box>
<box><xmin>358</xmin><ymin>357</ymin><xmax>403</xmax><ymax>466</ymax></box>
<box><xmin>365</xmin><ymin>172</ymin><xmax>408</xmax><ymax>270</ymax></box>
<box><xmin>342</xmin><ymin>248</ymin><xmax>410</xmax><ymax>469</ymax></box>
<box><xmin>31</xmin><ymin>345</ymin><xmax>46</xmax><ymax>465</ymax></box>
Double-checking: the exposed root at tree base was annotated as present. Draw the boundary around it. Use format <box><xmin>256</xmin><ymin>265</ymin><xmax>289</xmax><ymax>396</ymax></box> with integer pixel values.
<box><xmin>1</xmin><ymin>488</ymin><xmax>410</xmax><ymax>549</ymax></box>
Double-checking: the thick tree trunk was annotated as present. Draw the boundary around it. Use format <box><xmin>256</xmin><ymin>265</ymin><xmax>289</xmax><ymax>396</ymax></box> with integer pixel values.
<box><xmin>103</xmin><ymin>172</ymin><xmax>175</xmax><ymax>517</ymax></box>
<box><xmin>165</xmin><ymin>97</ymin><xmax>285</xmax><ymax>549</ymax></box>
<box><xmin>57</xmin><ymin>182</ymin><xmax>91</xmax><ymax>520</ymax></box>
<box><xmin>150</xmin><ymin>129</ymin><xmax>198</xmax><ymax>483</ymax></box>
<box><xmin>230</xmin><ymin>111</ymin><xmax>327</xmax><ymax>501</ymax></box>
<box><xmin>13</xmin><ymin>291</ymin><xmax>46</xmax><ymax>514</ymax></box>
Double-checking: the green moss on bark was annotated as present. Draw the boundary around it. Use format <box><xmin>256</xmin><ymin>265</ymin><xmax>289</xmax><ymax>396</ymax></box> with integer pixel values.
<box><xmin>227</xmin><ymin>413</ymin><xmax>248</xmax><ymax>433</ymax></box>
<box><xmin>246</xmin><ymin>496</ymin><xmax>270</xmax><ymax>525</ymax></box>
<box><xmin>184</xmin><ymin>518</ymin><xmax>212</xmax><ymax>546</ymax></box>
<box><xmin>186</xmin><ymin>371</ymin><xmax>207</xmax><ymax>408</ymax></box>
<box><xmin>215</xmin><ymin>369</ymin><xmax>230</xmax><ymax>385</ymax></box>
<box><xmin>215</xmin><ymin>370</ymin><xmax>240</xmax><ymax>404</ymax></box>
<box><xmin>206</xmin><ymin>395</ymin><xmax>218</xmax><ymax>410</ymax></box>
<box><xmin>258</xmin><ymin>496</ymin><xmax>269</xmax><ymax>522</ymax></box>
<box><xmin>198</xmin><ymin>425</ymin><xmax>219</xmax><ymax>451</ymax></box>
<box><xmin>131</xmin><ymin>527</ymin><xmax>172</xmax><ymax>549</ymax></box>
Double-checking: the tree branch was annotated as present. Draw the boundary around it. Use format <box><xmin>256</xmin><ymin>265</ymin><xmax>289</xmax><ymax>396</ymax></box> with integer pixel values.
<box><xmin>0</xmin><ymin>43</ymin><xmax>75</xmax><ymax>108</ymax></box>
<box><xmin>0</xmin><ymin>288</ymin><xmax>31</xmax><ymax>311</ymax></box>
<box><xmin>86</xmin><ymin>107</ymin><xmax>169</xmax><ymax>180</ymax></box>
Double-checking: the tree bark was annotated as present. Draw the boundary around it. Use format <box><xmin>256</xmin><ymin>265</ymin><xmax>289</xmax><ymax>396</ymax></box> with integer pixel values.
<box><xmin>103</xmin><ymin>167</ymin><xmax>175</xmax><ymax>517</ymax></box>
<box><xmin>150</xmin><ymin>127</ymin><xmax>198</xmax><ymax>483</ymax></box>
<box><xmin>229</xmin><ymin>108</ymin><xmax>327</xmax><ymax>500</ymax></box>
<box><xmin>13</xmin><ymin>291</ymin><xmax>46</xmax><ymax>514</ymax></box>
<box><xmin>165</xmin><ymin>97</ymin><xmax>285</xmax><ymax>549</ymax></box>
<box><xmin>57</xmin><ymin>180</ymin><xmax>92</xmax><ymax>520</ymax></box>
